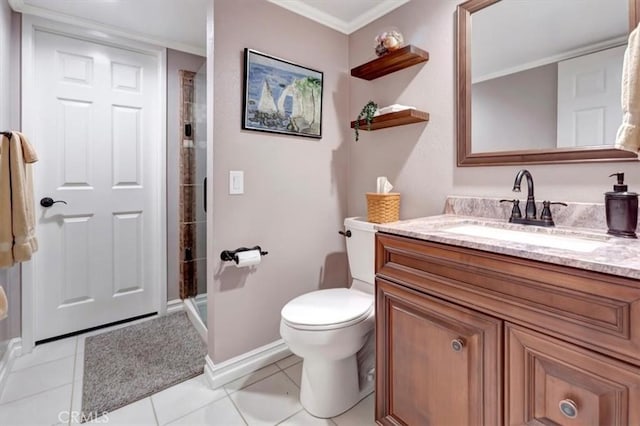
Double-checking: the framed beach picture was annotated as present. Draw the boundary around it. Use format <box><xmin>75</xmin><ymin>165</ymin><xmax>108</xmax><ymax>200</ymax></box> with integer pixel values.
<box><xmin>243</xmin><ymin>48</ymin><xmax>323</xmax><ymax>138</ymax></box>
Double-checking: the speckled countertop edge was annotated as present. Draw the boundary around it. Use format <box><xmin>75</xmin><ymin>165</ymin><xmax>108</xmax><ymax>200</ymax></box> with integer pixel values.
<box><xmin>375</xmin><ymin>214</ymin><xmax>640</xmax><ymax>281</ymax></box>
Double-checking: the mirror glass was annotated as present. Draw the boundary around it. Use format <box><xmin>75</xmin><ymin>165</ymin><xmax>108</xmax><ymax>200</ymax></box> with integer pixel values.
<box><xmin>457</xmin><ymin>0</ymin><xmax>639</xmax><ymax>165</ymax></box>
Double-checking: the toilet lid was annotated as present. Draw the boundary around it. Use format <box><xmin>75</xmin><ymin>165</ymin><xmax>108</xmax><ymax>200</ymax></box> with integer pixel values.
<box><xmin>281</xmin><ymin>289</ymin><xmax>373</xmax><ymax>328</ymax></box>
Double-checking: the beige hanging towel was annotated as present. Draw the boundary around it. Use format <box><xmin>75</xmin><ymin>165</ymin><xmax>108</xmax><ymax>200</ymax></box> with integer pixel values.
<box><xmin>0</xmin><ymin>131</ymin><xmax>39</xmax><ymax>269</ymax></box>
<box><xmin>0</xmin><ymin>286</ymin><xmax>7</xmax><ymax>321</ymax></box>
<box><xmin>615</xmin><ymin>23</ymin><xmax>640</xmax><ymax>155</ymax></box>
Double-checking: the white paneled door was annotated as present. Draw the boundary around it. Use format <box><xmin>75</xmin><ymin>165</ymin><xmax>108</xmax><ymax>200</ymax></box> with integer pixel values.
<box><xmin>30</xmin><ymin>29</ymin><xmax>163</xmax><ymax>341</ymax></box>
<box><xmin>557</xmin><ymin>45</ymin><xmax>625</xmax><ymax>148</ymax></box>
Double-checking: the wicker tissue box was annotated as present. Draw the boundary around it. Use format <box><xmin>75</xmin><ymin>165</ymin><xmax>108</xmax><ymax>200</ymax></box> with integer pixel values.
<box><xmin>366</xmin><ymin>192</ymin><xmax>400</xmax><ymax>224</ymax></box>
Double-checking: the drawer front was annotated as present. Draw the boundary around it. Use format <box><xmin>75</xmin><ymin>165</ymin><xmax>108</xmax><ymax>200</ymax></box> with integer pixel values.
<box><xmin>376</xmin><ymin>233</ymin><xmax>640</xmax><ymax>365</ymax></box>
<box><xmin>506</xmin><ymin>323</ymin><xmax>640</xmax><ymax>426</ymax></box>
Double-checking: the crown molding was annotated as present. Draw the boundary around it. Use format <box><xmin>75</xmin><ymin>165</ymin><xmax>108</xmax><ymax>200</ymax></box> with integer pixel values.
<box><xmin>348</xmin><ymin>0</ymin><xmax>411</xmax><ymax>34</ymax></box>
<box><xmin>267</xmin><ymin>0</ymin><xmax>410</xmax><ymax>35</ymax></box>
<box><xmin>268</xmin><ymin>0</ymin><xmax>350</xmax><ymax>33</ymax></box>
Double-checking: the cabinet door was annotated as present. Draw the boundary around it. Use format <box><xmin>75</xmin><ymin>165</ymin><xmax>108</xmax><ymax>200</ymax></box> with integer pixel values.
<box><xmin>506</xmin><ymin>323</ymin><xmax>640</xmax><ymax>425</ymax></box>
<box><xmin>376</xmin><ymin>278</ymin><xmax>502</xmax><ymax>426</ymax></box>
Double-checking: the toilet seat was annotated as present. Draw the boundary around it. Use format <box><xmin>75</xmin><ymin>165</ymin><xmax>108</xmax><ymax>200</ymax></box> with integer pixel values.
<box><xmin>281</xmin><ymin>288</ymin><xmax>373</xmax><ymax>331</ymax></box>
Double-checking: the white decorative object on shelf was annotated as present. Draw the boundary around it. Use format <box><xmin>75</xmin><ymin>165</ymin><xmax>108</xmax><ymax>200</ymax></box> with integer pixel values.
<box><xmin>375</xmin><ymin>29</ymin><xmax>404</xmax><ymax>57</ymax></box>
<box><xmin>374</xmin><ymin>104</ymin><xmax>416</xmax><ymax>116</ymax></box>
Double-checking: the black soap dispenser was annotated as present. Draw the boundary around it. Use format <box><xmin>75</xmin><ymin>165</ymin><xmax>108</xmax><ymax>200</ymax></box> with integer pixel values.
<box><xmin>605</xmin><ymin>173</ymin><xmax>638</xmax><ymax>238</ymax></box>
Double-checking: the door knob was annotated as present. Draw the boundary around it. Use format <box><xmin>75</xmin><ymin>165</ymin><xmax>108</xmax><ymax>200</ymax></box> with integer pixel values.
<box><xmin>451</xmin><ymin>338</ymin><xmax>465</xmax><ymax>352</ymax></box>
<box><xmin>559</xmin><ymin>399</ymin><xmax>578</xmax><ymax>419</ymax></box>
<box><xmin>40</xmin><ymin>197</ymin><xmax>68</xmax><ymax>208</ymax></box>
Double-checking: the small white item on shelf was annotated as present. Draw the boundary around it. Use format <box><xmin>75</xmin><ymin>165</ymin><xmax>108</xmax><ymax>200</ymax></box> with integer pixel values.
<box><xmin>374</xmin><ymin>104</ymin><xmax>416</xmax><ymax>116</ymax></box>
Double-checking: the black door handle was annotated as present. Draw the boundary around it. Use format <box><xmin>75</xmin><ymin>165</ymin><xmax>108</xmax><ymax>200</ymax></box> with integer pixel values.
<box><xmin>40</xmin><ymin>197</ymin><xmax>68</xmax><ymax>207</ymax></box>
<box><xmin>203</xmin><ymin>177</ymin><xmax>207</xmax><ymax>213</ymax></box>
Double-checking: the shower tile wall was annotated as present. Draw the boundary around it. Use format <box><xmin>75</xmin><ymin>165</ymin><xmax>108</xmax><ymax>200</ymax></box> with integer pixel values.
<box><xmin>179</xmin><ymin>70</ymin><xmax>205</xmax><ymax>299</ymax></box>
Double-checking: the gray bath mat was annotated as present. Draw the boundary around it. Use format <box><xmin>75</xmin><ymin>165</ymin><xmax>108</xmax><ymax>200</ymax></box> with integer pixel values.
<box><xmin>82</xmin><ymin>312</ymin><xmax>207</xmax><ymax>420</ymax></box>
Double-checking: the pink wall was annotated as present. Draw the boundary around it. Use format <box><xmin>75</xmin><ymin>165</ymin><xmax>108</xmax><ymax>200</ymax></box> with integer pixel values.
<box><xmin>210</xmin><ymin>0</ymin><xmax>350</xmax><ymax>362</ymax></box>
<box><xmin>348</xmin><ymin>0</ymin><xmax>640</xmax><ymax>224</ymax></box>
<box><xmin>349</xmin><ymin>1</ymin><xmax>456</xmax><ymax>219</ymax></box>
<box><xmin>209</xmin><ymin>0</ymin><xmax>640</xmax><ymax>364</ymax></box>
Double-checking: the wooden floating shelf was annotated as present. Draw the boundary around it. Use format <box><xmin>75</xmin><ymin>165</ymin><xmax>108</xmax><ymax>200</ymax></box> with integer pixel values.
<box><xmin>351</xmin><ymin>45</ymin><xmax>429</xmax><ymax>81</ymax></box>
<box><xmin>350</xmin><ymin>109</ymin><xmax>429</xmax><ymax>131</ymax></box>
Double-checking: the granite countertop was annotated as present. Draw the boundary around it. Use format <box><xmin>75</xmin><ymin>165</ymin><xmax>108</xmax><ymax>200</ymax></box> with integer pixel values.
<box><xmin>375</xmin><ymin>214</ymin><xmax>640</xmax><ymax>280</ymax></box>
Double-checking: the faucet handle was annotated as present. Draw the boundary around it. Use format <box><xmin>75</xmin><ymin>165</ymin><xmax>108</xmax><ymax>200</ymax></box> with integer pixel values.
<box><xmin>540</xmin><ymin>201</ymin><xmax>568</xmax><ymax>225</ymax></box>
<box><xmin>500</xmin><ymin>199</ymin><xmax>522</xmax><ymax>221</ymax></box>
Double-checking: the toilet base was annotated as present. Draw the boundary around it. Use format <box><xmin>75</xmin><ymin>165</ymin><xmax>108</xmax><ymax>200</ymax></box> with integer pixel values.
<box><xmin>299</xmin><ymin>354</ymin><xmax>360</xmax><ymax>418</ymax></box>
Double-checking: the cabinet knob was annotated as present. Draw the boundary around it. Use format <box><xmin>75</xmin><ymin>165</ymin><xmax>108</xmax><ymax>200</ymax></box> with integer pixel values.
<box><xmin>559</xmin><ymin>399</ymin><xmax>578</xmax><ymax>419</ymax></box>
<box><xmin>451</xmin><ymin>338</ymin><xmax>465</xmax><ymax>352</ymax></box>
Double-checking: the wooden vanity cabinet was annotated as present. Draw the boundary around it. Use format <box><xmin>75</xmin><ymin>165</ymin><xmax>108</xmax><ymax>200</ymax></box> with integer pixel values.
<box><xmin>375</xmin><ymin>233</ymin><xmax>640</xmax><ymax>426</ymax></box>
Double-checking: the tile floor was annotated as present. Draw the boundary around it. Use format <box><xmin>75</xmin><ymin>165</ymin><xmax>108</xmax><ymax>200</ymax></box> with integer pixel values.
<box><xmin>0</xmin><ymin>319</ymin><xmax>375</xmax><ymax>426</ymax></box>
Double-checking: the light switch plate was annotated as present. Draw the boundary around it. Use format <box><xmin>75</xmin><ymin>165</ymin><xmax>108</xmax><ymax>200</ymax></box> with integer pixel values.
<box><xmin>229</xmin><ymin>170</ymin><xmax>244</xmax><ymax>195</ymax></box>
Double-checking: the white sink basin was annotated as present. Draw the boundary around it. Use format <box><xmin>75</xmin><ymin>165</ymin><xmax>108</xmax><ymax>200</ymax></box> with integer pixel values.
<box><xmin>443</xmin><ymin>224</ymin><xmax>609</xmax><ymax>253</ymax></box>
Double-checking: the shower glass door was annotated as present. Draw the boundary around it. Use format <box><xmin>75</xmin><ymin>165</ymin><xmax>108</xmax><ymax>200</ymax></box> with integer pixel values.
<box><xmin>178</xmin><ymin>60</ymin><xmax>207</xmax><ymax>329</ymax></box>
<box><xmin>192</xmin><ymin>62</ymin><xmax>207</xmax><ymax>325</ymax></box>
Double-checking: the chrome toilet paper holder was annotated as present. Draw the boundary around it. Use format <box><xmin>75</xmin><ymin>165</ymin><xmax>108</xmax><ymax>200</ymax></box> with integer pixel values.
<box><xmin>220</xmin><ymin>246</ymin><xmax>268</xmax><ymax>264</ymax></box>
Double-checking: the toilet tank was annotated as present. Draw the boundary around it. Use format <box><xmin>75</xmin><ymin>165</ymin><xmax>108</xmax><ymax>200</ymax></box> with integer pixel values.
<box><xmin>344</xmin><ymin>217</ymin><xmax>376</xmax><ymax>286</ymax></box>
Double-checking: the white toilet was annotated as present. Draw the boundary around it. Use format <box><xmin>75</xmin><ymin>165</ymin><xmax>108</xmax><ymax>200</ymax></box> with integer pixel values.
<box><xmin>280</xmin><ymin>217</ymin><xmax>376</xmax><ymax>418</ymax></box>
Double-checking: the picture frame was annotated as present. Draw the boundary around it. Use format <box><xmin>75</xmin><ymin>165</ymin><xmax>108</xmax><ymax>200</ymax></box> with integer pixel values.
<box><xmin>242</xmin><ymin>48</ymin><xmax>323</xmax><ymax>139</ymax></box>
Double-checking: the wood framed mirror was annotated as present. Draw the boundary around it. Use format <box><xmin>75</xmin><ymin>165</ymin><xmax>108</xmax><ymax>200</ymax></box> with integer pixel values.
<box><xmin>457</xmin><ymin>0</ymin><xmax>640</xmax><ymax>166</ymax></box>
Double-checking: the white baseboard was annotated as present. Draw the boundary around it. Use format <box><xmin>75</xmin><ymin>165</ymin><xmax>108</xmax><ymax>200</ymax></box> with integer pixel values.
<box><xmin>166</xmin><ymin>299</ymin><xmax>184</xmax><ymax>314</ymax></box>
<box><xmin>204</xmin><ymin>339</ymin><xmax>292</xmax><ymax>389</ymax></box>
<box><xmin>194</xmin><ymin>295</ymin><xmax>208</xmax><ymax>317</ymax></box>
<box><xmin>194</xmin><ymin>293</ymin><xmax>207</xmax><ymax>305</ymax></box>
<box><xmin>183</xmin><ymin>298</ymin><xmax>207</xmax><ymax>344</ymax></box>
<box><xmin>0</xmin><ymin>338</ymin><xmax>22</xmax><ymax>394</ymax></box>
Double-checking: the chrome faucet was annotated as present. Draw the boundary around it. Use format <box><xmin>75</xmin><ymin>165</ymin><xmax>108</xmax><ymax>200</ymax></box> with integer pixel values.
<box><xmin>513</xmin><ymin>169</ymin><xmax>536</xmax><ymax>219</ymax></box>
